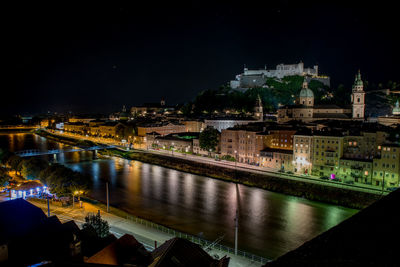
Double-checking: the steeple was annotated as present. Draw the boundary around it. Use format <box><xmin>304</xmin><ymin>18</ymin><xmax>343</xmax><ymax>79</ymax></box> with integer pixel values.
<box><xmin>254</xmin><ymin>94</ymin><xmax>263</xmax><ymax>121</ymax></box>
<box><xmin>353</xmin><ymin>69</ymin><xmax>363</xmax><ymax>90</ymax></box>
<box><xmin>351</xmin><ymin>70</ymin><xmax>365</xmax><ymax>119</ymax></box>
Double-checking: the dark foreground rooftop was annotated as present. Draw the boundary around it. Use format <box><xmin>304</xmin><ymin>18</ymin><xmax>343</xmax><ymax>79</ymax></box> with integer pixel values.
<box><xmin>265</xmin><ymin>189</ymin><xmax>400</xmax><ymax>266</ymax></box>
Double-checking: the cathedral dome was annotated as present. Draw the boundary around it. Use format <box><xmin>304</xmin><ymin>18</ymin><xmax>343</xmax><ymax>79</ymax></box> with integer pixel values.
<box><xmin>299</xmin><ymin>87</ymin><xmax>314</xmax><ymax>98</ymax></box>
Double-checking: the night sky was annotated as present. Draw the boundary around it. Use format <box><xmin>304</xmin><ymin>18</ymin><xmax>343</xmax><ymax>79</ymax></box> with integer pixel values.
<box><xmin>5</xmin><ymin>1</ymin><xmax>400</xmax><ymax>115</ymax></box>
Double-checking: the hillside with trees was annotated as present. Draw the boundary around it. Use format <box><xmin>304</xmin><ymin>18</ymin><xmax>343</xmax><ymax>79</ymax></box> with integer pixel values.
<box><xmin>185</xmin><ymin>75</ymin><xmax>330</xmax><ymax>115</ymax></box>
<box><xmin>183</xmin><ymin>75</ymin><xmax>400</xmax><ymax>118</ymax></box>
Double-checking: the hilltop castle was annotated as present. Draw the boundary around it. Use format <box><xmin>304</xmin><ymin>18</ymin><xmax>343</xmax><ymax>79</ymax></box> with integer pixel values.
<box><xmin>230</xmin><ymin>62</ymin><xmax>330</xmax><ymax>91</ymax></box>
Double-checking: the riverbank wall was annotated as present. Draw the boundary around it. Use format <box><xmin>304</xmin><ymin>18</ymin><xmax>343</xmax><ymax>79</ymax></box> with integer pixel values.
<box><xmin>102</xmin><ymin>149</ymin><xmax>379</xmax><ymax>209</ymax></box>
<box><xmin>36</xmin><ymin>130</ymin><xmax>378</xmax><ymax>209</ymax></box>
<box><xmin>35</xmin><ymin>130</ymin><xmax>96</xmax><ymax>147</ymax></box>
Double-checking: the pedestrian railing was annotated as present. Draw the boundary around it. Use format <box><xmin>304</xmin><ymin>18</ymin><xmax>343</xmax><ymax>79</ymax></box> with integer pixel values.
<box><xmin>125</xmin><ymin>215</ymin><xmax>271</xmax><ymax>264</ymax></box>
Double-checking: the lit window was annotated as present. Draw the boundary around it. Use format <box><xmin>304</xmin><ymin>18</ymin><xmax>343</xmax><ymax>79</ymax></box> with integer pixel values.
<box><xmin>364</xmin><ymin>171</ymin><xmax>368</xmax><ymax>176</ymax></box>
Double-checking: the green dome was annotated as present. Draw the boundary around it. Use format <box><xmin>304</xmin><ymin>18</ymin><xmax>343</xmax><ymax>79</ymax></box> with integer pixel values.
<box><xmin>119</xmin><ymin>112</ymin><xmax>130</xmax><ymax>120</ymax></box>
<box><xmin>299</xmin><ymin>87</ymin><xmax>314</xmax><ymax>98</ymax></box>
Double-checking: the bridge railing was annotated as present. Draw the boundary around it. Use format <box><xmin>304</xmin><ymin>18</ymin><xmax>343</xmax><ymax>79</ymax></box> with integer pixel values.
<box><xmin>125</xmin><ymin>214</ymin><xmax>271</xmax><ymax>264</ymax></box>
<box><xmin>14</xmin><ymin>145</ymin><xmax>116</xmax><ymax>157</ymax></box>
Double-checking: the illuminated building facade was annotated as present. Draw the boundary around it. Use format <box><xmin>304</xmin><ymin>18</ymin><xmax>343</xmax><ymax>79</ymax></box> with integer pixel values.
<box><xmin>311</xmin><ymin>133</ymin><xmax>344</xmax><ymax>179</ymax></box>
<box><xmin>220</xmin><ymin>129</ymin><xmax>262</xmax><ymax>164</ymax></box>
<box><xmin>293</xmin><ymin>134</ymin><xmax>313</xmax><ymax>174</ymax></box>
<box><xmin>260</xmin><ymin>148</ymin><xmax>293</xmax><ymax>171</ymax></box>
<box><xmin>372</xmin><ymin>144</ymin><xmax>400</xmax><ymax>187</ymax></box>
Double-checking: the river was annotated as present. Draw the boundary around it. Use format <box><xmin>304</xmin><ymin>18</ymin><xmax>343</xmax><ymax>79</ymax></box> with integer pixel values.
<box><xmin>0</xmin><ymin>132</ymin><xmax>358</xmax><ymax>259</ymax></box>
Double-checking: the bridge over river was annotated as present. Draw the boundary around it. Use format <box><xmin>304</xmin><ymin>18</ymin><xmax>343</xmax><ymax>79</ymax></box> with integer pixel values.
<box><xmin>15</xmin><ymin>145</ymin><xmax>116</xmax><ymax>157</ymax></box>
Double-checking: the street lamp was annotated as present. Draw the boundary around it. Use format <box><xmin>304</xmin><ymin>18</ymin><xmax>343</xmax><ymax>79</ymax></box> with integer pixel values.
<box><xmin>74</xmin><ymin>190</ymin><xmax>83</xmax><ymax>208</ymax></box>
<box><xmin>234</xmin><ymin>150</ymin><xmax>238</xmax><ymax>169</ymax></box>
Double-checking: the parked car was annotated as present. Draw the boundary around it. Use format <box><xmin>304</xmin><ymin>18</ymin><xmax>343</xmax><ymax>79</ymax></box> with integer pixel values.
<box><xmin>320</xmin><ymin>176</ymin><xmax>329</xmax><ymax>180</ymax></box>
<box><xmin>344</xmin><ymin>180</ymin><xmax>354</xmax><ymax>184</ymax></box>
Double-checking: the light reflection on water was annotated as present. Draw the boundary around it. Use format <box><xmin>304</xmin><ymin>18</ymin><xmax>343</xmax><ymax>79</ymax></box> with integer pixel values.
<box><xmin>0</xmin><ymin>133</ymin><xmax>358</xmax><ymax>259</ymax></box>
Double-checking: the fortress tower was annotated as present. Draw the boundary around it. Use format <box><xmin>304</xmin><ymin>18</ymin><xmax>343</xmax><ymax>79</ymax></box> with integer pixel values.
<box><xmin>351</xmin><ymin>70</ymin><xmax>366</xmax><ymax>119</ymax></box>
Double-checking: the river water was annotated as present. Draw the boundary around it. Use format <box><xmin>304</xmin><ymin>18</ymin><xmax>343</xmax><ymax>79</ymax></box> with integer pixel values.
<box><xmin>0</xmin><ymin>132</ymin><xmax>358</xmax><ymax>259</ymax></box>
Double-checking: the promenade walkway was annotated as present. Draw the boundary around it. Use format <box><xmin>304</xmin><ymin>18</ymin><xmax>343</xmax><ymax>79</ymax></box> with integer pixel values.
<box><xmin>27</xmin><ymin>198</ymin><xmax>265</xmax><ymax>267</ymax></box>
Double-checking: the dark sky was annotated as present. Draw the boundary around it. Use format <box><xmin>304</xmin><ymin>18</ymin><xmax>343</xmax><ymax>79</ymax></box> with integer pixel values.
<box><xmin>5</xmin><ymin>1</ymin><xmax>400</xmax><ymax>115</ymax></box>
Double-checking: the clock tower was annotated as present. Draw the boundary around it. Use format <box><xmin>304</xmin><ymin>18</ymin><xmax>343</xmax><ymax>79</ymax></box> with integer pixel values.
<box><xmin>351</xmin><ymin>70</ymin><xmax>365</xmax><ymax>119</ymax></box>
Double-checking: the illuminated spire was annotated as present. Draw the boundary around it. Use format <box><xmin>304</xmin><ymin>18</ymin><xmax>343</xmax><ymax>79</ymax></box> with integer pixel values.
<box><xmin>353</xmin><ymin>70</ymin><xmax>363</xmax><ymax>89</ymax></box>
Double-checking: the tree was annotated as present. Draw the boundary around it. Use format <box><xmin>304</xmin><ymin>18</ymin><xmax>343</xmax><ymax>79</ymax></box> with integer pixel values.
<box><xmin>0</xmin><ymin>148</ymin><xmax>12</xmax><ymax>166</ymax></box>
<box><xmin>20</xmin><ymin>157</ymin><xmax>48</xmax><ymax>180</ymax></box>
<box><xmin>333</xmin><ymin>84</ymin><xmax>351</xmax><ymax>105</ymax></box>
<box><xmin>38</xmin><ymin>163</ymin><xmax>92</xmax><ymax>196</ymax></box>
<box><xmin>83</xmin><ymin>212</ymin><xmax>110</xmax><ymax>238</ymax></box>
<box><xmin>199</xmin><ymin>127</ymin><xmax>219</xmax><ymax>154</ymax></box>
<box><xmin>6</xmin><ymin>155</ymin><xmax>23</xmax><ymax>175</ymax></box>
<box><xmin>0</xmin><ymin>167</ymin><xmax>11</xmax><ymax>187</ymax></box>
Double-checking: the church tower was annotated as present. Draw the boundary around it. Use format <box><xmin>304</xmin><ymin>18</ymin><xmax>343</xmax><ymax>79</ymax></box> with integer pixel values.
<box><xmin>254</xmin><ymin>94</ymin><xmax>263</xmax><ymax>121</ymax></box>
<box><xmin>351</xmin><ymin>70</ymin><xmax>366</xmax><ymax>119</ymax></box>
<box><xmin>298</xmin><ymin>78</ymin><xmax>314</xmax><ymax>107</ymax></box>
